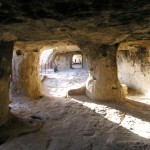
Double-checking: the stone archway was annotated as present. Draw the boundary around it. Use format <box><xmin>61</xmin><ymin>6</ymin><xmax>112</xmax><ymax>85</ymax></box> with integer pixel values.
<box><xmin>38</xmin><ymin>44</ymin><xmax>88</xmax><ymax>98</ymax></box>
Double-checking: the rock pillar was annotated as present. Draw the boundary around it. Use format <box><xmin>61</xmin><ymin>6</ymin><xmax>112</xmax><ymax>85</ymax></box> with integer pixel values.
<box><xmin>12</xmin><ymin>50</ymin><xmax>41</xmax><ymax>99</ymax></box>
<box><xmin>0</xmin><ymin>33</ymin><xmax>16</xmax><ymax>125</ymax></box>
<box><xmin>85</xmin><ymin>44</ymin><xmax>125</xmax><ymax>101</ymax></box>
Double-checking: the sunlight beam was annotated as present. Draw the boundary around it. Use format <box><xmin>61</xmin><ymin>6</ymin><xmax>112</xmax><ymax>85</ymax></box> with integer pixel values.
<box><xmin>71</xmin><ymin>97</ymin><xmax>150</xmax><ymax>139</ymax></box>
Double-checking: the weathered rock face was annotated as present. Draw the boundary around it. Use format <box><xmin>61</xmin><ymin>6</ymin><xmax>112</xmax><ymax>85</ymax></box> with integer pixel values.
<box><xmin>12</xmin><ymin>49</ymin><xmax>41</xmax><ymax>99</ymax></box>
<box><xmin>85</xmin><ymin>44</ymin><xmax>125</xmax><ymax>101</ymax></box>
<box><xmin>0</xmin><ymin>1</ymin><xmax>149</xmax><ymax>44</ymax></box>
<box><xmin>82</xmin><ymin>55</ymin><xmax>88</xmax><ymax>69</ymax></box>
<box><xmin>0</xmin><ymin>0</ymin><xmax>149</xmax><ymax>18</ymax></box>
<box><xmin>54</xmin><ymin>52</ymin><xmax>72</xmax><ymax>70</ymax></box>
<box><xmin>0</xmin><ymin>35</ymin><xmax>16</xmax><ymax>125</ymax></box>
<box><xmin>12</xmin><ymin>50</ymin><xmax>25</xmax><ymax>95</ymax></box>
<box><xmin>118</xmin><ymin>46</ymin><xmax>150</xmax><ymax>94</ymax></box>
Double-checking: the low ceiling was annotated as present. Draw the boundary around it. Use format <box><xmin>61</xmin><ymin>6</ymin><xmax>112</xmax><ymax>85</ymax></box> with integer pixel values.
<box><xmin>119</xmin><ymin>40</ymin><xmax>150</xmax><ymax>51</ymax></box>
<box><xmin>0</xmin><ymin>0</ymin><xmax>150</xmax><ymax>47</ymax></box>
<box><xmin>15</xmin><ymin>40</ymin><xmax>80</xmax><ymax>55</ymax></box>
<box><xmin>14</xmin><ymin>40</ymin><xmax>75</xmax><ymax>51</ymax></box>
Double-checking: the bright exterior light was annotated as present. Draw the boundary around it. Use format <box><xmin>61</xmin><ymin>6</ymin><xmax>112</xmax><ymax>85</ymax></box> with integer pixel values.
<box><xmin>39</xmin><ymin>49</ymin><xmax>53</xmax><ymax>65</ymax></box>
<box><xmin>146</xmin><ymin>91</ymin><xmax>150</xmax><ymax>99</ymax></box>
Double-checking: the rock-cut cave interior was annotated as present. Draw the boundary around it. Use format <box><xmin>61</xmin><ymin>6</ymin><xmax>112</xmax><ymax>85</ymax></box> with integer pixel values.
<box><xmin>0</xmin><ymin>0</ymin><xmax>150</xmax><ymax>150</ymax></box>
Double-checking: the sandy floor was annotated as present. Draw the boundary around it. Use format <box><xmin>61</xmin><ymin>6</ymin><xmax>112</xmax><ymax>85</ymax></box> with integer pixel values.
<box><xmin>1</xmin><ymin>68</ymin><xmax>150</xmax><ymax>150</ymax></box>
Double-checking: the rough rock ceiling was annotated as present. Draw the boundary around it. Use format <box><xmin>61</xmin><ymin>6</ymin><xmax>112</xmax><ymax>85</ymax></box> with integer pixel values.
<box><xmin>119</xmin><ymin>40</ymin><xmax>150</xmax><ymax>51</ymax></box>
<box><xmin>0</xmin><ymin>0</ymin><xmax>149</xmax><ymax>45</ymax></box>
<box><xmin>14</xmin><ymin>40</ymin><xmax>75</xmax><ymax>51</ymax></box>
<box><xmin>15</xmin><ymin>40</ymin><xmax>80</xmax><ymax>53</ymax></box>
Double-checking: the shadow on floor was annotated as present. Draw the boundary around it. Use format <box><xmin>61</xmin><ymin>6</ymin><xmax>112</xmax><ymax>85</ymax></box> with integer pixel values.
<box><xmin>1</xmin><ymin>95</ymin><xmax>149</xmax><ymax>150</ymax></box>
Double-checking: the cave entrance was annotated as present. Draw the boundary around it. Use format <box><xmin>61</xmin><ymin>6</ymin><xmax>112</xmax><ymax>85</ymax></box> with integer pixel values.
<box><xmin>117</xmin><ymin>46</ymin><xmax>150</xmax><ymax>104</ymax></box>
<box><xmin>72</xmin><ymin>53</ymin><xmax>83</xmax><ymax>69</ymax></box>
<box><xmin>39</xmin><ymin>46</ymin><xmax>88</xmax><ymax>98</ymax></box>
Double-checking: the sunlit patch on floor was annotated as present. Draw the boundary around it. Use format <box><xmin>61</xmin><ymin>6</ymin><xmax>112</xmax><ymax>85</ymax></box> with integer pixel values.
<box><xmin>41</xmin><ymin>68</ymin><xmax>88</xmax><ymax>98</ymax></box>
<box><xmin>71</xmin><ymin>96</ymin><xmax>150</xmax><ymax>139</ymax></box>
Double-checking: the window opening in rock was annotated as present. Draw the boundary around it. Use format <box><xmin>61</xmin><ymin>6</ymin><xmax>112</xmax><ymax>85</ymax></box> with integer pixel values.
<box><xmin>117</xmin><ymin>47</ymin><xmax>150</xmax><ymax>104</ymax></box>
<box><xmin>72</xmin><ymin>54</ymin><xmax>83</xmax><ymax>69</ymax></box>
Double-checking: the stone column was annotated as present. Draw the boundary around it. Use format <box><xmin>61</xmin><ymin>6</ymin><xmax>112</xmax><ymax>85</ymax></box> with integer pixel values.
<box><xmin>0</xmin><ymin>33</ymin><xmax>16</xmax><ymax>125</ymax></box>
<box><xmin>12</xmin><ymin>50</ymin><xmax>41</xmax><ymax>99</ymax></box>
<box><xmin>26</xmin><ymin>51</ymin><xmax>41</xmax><ymax>99</ymax></box>
<box><xmin>85</xmin><ymin>44</ymin><xmax>125</xmax><ymax>101</ymax></box>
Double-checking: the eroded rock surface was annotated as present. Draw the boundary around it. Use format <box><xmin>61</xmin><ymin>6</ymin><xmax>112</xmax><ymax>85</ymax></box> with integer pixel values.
<box><xmin>0</xmin><ymin>33</ymin><xmax>16</xmax><ymax>125</ymax></box>
<box><xmin>118</xmin><ymin>45</ymin><xmax>150</xmax><ymax>93</ymax></box>
<box><xmin>0</xmin><ymin>1</ymin><xmax>149</xmax><ymax>43</ymax></box>
<box><xmin>12</xmin><ymin>49</ymin><xmax>41</xmax><ymax>99</ymax></box>
<box><xmin>0</xmin><ymin>95</ymin><xmax>150</xmax><ymax>150</ymax></box>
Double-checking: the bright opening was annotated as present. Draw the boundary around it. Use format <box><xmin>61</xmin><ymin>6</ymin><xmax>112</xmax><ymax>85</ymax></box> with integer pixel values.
<box><xmin>39</xmin><ymin>49</ymin><xmax>53</xmax><ymax>74</ymax></box>
<box><xmin>39</xmin><ymin>46</ymin><xmax>88</xmax><ymax>98</ymax></box>
<box><xmin>72</xmin><ymin>54</ymin><xmax>83</xmax><ymax>69</ymax></box>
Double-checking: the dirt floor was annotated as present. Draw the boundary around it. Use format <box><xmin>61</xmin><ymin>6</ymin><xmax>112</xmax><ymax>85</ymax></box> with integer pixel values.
<box><xmin>1</xmin><ymin>68</ymin><xmax>150</xmax><ymax>150</ymax></box>
<box><xmin>41</xmin><ymin>68</ymin><xmax>88</xmax><ymax>98</ymax></box>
